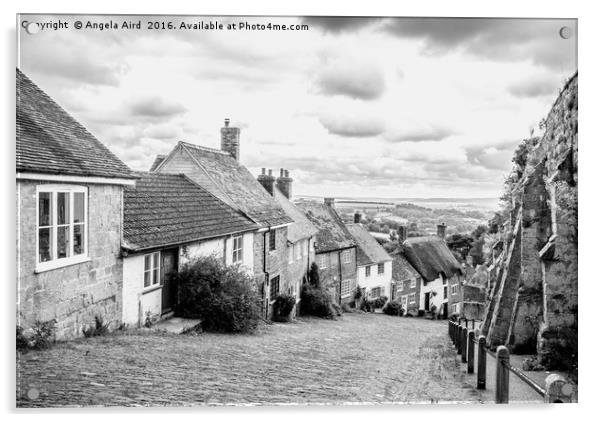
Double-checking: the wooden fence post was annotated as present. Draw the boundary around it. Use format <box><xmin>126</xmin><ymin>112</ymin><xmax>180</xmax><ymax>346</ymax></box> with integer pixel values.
<box><xmin>544</xmin><ymin>374</ymin><xmax>574</xmax><ymax>403</ymax></box>
<box><xmin>461</xmin><ymin>326</ymin><xmax>468</xmax><ymax>363</ymax></box>
<box><xmin>456</xmin><ymin>325</ymin><xmax>462</xmax><ymax>355</ymax></box>
<box><xmin>467</xmin><ymin>330</ymin><xmax>475</xmax><ymax>374</ymax></box>
<box><xmin>495</xmin><ymin>346</ymin><xmax>510</xmax><ymax>403</ymax></box>
<box><xmin>477</xmin><ymin>335</ymin><xmax>486</xmax><ymax>390</ymax></box>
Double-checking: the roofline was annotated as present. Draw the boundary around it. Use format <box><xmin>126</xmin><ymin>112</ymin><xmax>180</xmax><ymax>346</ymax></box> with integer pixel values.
<box><xmin>17</xmin><ymin>172</ymin><xmax>136</xmax><ymax>186</ymax></box>
<box><xmin>315</xmin><ymin>245</ymin><xmax>356</xmax><ymax>254</ymax></box>
<box><xmin>122</xmin><ymin>227</ymin><xmax>258</xmax><ymax>255</ymax></box>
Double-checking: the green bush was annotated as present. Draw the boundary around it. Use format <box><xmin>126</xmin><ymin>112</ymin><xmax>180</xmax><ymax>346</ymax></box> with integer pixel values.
<box><xmin>174</xmin><ymin>256</ymin><xmax>261</xmax><ymax>333</ymax></box>
<box><xmin>383</xmin><ymin>301</ymin><xmax>405</xmax><ymax>316</ymax></box>
<box><xmin>21</xmin><ymin>320</ymin><xmax>56</xmax><ymax>350</ymax></box>
<box><xmin>272</xmin><ymin>294</ymin><xmax>296</xmax><ymax>322</ymax></box>
<box><xmin>300</xmin><ymin>283</ymin><xmax>335</xmax><ymax>319</ymax></box>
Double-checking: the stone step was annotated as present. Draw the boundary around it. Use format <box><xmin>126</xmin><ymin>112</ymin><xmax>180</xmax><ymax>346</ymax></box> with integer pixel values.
<box><xmin>152</xmin><ymin>317</ymin><xmax>201</xmax><ymax>334</ymax></box>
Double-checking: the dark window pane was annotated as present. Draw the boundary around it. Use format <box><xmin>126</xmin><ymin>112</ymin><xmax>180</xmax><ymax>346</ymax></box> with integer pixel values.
<box><xmin>144</xmin><ymin>255</ymin><xmax>151</xmax><ymax>271</ymax></box>
<box><xmin>38</xmin><ymin>192</ymin><xmax>52</xmax><ymax>226</ymax></box>
<box><xmin>144</xmin><ymin>271</ymin><xmax>150</xmax><ymax>288</ymax></box>
<box><xmin>73</xmin><ymin>192</ymin><xmax>85</xmax><ymax>223</ymax></box>
<box><xmin>38</xmin><ymin>228</ymin><xmax>52</xmax><ymax>262</ymax></box>
<box><xmin>73</xmin><ymin>224</ymin><xmax>84</xmax><ymax>255</ymax></box>
<box><xmin>57</xmin><ymin>192</ymin><xmax>70</xmax><ymax>225</ymax></box>
<box><xmin>57</xmin><ymin>226</ymin><xmax>70</xmax><ymax>258</ymax></box>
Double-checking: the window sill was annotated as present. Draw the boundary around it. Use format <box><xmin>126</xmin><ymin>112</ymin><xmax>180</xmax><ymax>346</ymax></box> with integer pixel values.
<box><xmin>142</xmin><ymin>284</ymin><xmax>162</xmax><ymax>295</ymax></box>
<box><xmin>35</xmin><ymin>255</ymin><xmax>90</xmax><ymax>273</ymax></box>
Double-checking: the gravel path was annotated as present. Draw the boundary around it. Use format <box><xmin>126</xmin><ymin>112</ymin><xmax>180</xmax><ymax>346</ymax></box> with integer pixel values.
<box><xmin>17</xmin><ymin>313</ymin><xmax>486</xmax><ymax>407</ymax></box>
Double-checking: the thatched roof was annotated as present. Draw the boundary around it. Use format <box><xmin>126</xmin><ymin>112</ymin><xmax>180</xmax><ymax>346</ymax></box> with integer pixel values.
<box><xmin>401</xmin><ymin>236</ymin><xmax>463</xmax><ymax>282</ymax></box>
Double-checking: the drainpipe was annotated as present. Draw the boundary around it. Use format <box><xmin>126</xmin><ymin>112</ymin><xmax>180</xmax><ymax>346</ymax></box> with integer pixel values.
<box><xmin>263</xmin><ymin>229</ymin><xmax>270</xmax><ymax>319</ymax></box>
<box><xmin>338</xmin><ymin>250</ymin><xmax>343</xmax><ymax>305</ymax></box>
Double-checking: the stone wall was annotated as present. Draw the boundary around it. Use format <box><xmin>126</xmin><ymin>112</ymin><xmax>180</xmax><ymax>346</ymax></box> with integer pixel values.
<box><xmin>481</xmin><ymin>73</ymin><xmax>577</xmax><ymax>371</ymax></box>
<box><xmin>316</xmin><ymin>248</ymin><xmax>357</xmax><ymax>306</ymax></box>
<box><xmin>17</xmin><ymin>180</ymin><xmax>124</xmax><ymax>340</ymax></box>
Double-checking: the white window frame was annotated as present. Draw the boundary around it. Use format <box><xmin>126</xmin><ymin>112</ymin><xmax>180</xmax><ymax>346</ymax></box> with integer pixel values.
<box><xmin>288</xmin><ymin>245</ymin><xmax>294</xmax><ymax>264</ymax></box>
<box><xmin>396</xmin><ymin>283</ymin><xmax>404</xmax><ymax>293</ymax></box>
<box><xmin>365</xmin><ymin>266</ymin><xmax>371</xmax><ymax>278</ymax></box>
<box><xmin>342</xmin><ymin>249</ymin><xmax>352</xmax><ymax>264</ymax></box>
<box><xmin>402</xmin><ymin>294</ymin><xmax>408</xmax><ymax>309</ymax></box>
<box><xmin>409</xmin><ymin>293</ymin><xmax>416</xmax><ymax>304</ymax></box>
<box><xmin>295</xmin><ymin>242</ymin><xmax>301</xmax><ymax>260</ymax></box>
<box><xmin>451</xmin><ymin>284</ymin><xmax>458</xmax><ymax>295</ymax></box>
<box><xmin>318</xmin><ymin>254</ymin><xmax>327</xmax><ymax>269</ymax></box>
<box><xmin>35</xmin><ymin>185</ymin><xmax>89</xmax><ymax>273</ymax></box>
<box><xmin>377</xmin><ymin>263</ymin><xmax>385</xmax><ymax>275</ymax></box>
<box><xmin>370</xmin><ymin>286</ymin><xmax>381</xmax><ymax>298</ymax></box>
<box><xmin>341</xmin><ymin>279</ymin><xmax>352</xmax><ymax>298</ymax></box>
<box><xmin>143</xmin><ymin>251</ymin><xmax>161</xmax><ymax>290</ymax></box>
<box><xmin>232</xmin><ymin>235</ymin><xmax>243</xmax><ymax>264</ymax></box>
<box><xmin>410</xmin><ymin>277</ymin><xmax>418</xmax><ymax>288</ymax></box>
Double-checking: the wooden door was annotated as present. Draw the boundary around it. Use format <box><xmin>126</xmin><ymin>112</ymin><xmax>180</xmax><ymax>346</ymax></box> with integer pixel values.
<box><xmin>160</xmin><ymin>248</ymin><xmax>179</xmax><ymax>314</ymax></box>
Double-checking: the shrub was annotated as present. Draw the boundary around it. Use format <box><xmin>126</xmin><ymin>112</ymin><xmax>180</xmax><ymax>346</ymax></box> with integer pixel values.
<box><xmin>272</xmin><ymin>294</ymin><xmax>296</xmax><ymax>322</ymax></box>
<box><xmin>16</xmin><ymin>326</ymin><xmax>29</xmax><ymax>351</ymax></box>
<box><xmin>174</xmin><ymin>256</ymin><xmax>261</xmax><ymax>333</ymax></box>
<box><xmin>354</xmin><ymin>286</ymin><xmax>363</xmax><ymax>300</ymax></box>
<box><xmin>82</xmin><ymin>315</ymin><xmax>110</xmax><ymax>338</ymax></box>
<box><xmin>373</xmin><ymin>296</ymin><xmax>388</xmax><ymax>309</ymax></box>
<box><xmin>308</xmin><ymin>262</ymin><xmax>321</xmax><ymax>288</ymax></box>
<box><xmin>30</xmin><ymin>320</ymin><xmax>56</xmax><ymax>350</ymax></box>
<box><xmin>300</xmin><ymin>283</ymin><xmax>335</xmax><ymax>319</ymax></box>
<box><xmin>383</xmin><ymin>301</ymin><xmax>405</xmax><ymax>316</ymax></box>
<box><xmin>359</xmin><ymin>297</ymin><xmax>375</xmax><ymax>313</ymax></box>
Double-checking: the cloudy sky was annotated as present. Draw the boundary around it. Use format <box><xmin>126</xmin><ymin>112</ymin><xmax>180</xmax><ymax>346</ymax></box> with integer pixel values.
<box><xmin>18</xmin><ymin>15</ymin><xmax>577</xmax><ymax>198</ymax></box>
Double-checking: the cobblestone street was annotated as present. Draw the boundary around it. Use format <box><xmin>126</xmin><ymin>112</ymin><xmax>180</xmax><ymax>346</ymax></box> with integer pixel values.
<box><xmin>17</xmin><ymin>313</ymin><xmax>486</xmax><ymax>407</ymax></box>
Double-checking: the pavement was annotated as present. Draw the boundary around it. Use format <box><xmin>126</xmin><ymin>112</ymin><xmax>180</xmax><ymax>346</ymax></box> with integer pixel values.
<box><xmin>16</xmin><ymin>313</ymin><xmax>540</xmax><ymax>407</ymax></box>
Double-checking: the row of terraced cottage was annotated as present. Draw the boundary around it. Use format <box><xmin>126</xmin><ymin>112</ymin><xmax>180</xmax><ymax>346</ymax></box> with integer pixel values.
<box><xmin>16</xmin><ymin>69</ymin><xmax>483</xmax><ymax>339</ymax></box>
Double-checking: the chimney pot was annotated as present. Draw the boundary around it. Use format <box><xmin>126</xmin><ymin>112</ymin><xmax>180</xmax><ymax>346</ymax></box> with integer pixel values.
<box><xmin>257</xmin><ymin>169</ymin><xmax>276</xmax><ymax>196</ymax></box>
<box><xmin>268</xmin><ymin>169</ymin><xmax>273</xmax><ymax>176</ymax></box>
<box><xmin>324</xmin><ymin>197</ymin><xmax>335</xmax><ymax>207</ymax></box>
<box><xmin>224</xmin><ymin>118</ymin><xmax>230</xmax><ymax>127</ymax></box>
<box><xmin>285</xmin><ymin>169</ymin><xmax>289</xmax><ymax>177</ymax></box>
<box><xmin>354</xmin><ymin>211</ymin><xmax>362</xmax><ymax>224</ymax></box>
<box><xmin>261</xmin><ymin>168</ymin><xmax>266</xmax><ymax>175</ymax></box>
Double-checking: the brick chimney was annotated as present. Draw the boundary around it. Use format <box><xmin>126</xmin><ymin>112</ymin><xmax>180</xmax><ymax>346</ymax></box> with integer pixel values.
<box><xmin>398</xmin><ymin>226</ymin><xmax>407</xmax><ymax>245</ymax></box>
<box><xmin>257</xmin><ymin>168</ymin><xmax>275</xmax><ymax>196</ymax></box>
<box><xmin>276</xmin><ymin>168</ymin><xmax>293</xmax><ymax>199</ymax></box>
<box><xmin>220</xmin><ymin>118</ymin><xmax>240</xmax><ymax>161</ymax></box>
<box><xmin>354</xmin><ymin>211</ymin><xmax>362</xmax><ymax>224</ymax></box>
<box><xmin>437</xmin><ymin>223</ymin><xmax>447</xmax><ymax>240</ymax></box>
<box><xmin>324</xmin><ymin>197</ymin><xmax>335</xmax><ymax>208</ymax></box>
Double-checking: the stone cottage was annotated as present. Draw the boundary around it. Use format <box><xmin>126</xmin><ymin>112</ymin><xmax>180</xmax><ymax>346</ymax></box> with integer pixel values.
<box><xmin>151</xmin><ymin>120</ymin><xmax>293</xmax><ymax>318</ymax></box>
<box><xmin>257</xmin><ymin>168</ymin><xmax>318</xmax><ymax>313</ymax></box>
<box><xmin>16</xmin><ymin>69</ymin><xmax>136</xmax><ymax>339</ymax></box>
<box><xmin>298</xmin><ymin>198</ymin><xmax>357</xmax><ymax>306</ymax></box>
<box><xmin>121</xmin><ymin>172</ymin><xmax>258</xmax><ymax>326</ymax></box>
<box><xmin>346</xmin><ymin>223</ymin><xmax>393</xmax><ymax>299</ymax></box>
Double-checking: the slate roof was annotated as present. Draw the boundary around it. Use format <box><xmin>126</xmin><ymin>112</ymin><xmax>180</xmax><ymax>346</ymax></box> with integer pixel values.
<box><xmin>346</xmin><ymin>224</ymin><xmax>392</xmax><ymax>266</ymax></box>
<box><xmin>149</xmin><ymin>155</ymin><xmax>166</xmax><ymax>172</ymax></box>
<box><xmin>273</xmin><ymin>188</ymin><xmax>318</xmax><ymax>243</ymax></box>
<box><xmin>123</xmin><ymin>172</ymin><xmax>258</xmax><ymax>252</ymax></box>
<box><xmin>164</xmin><ymin>141</ymin><xmax>292</xmax><ymax>228</ymax></box>
<box><xmin>392</xmin><ymin>254</ymin><xmax>422</xmax><ymax>282</ymax></box>
<box><xmin>297</xmin><ymin>202</ymin><xmax>356</xmax><ymax>253</ymax></box>
<box><xmin>16</xmin><ymin>69</ymin><xmax>134</xmax><ymax>179</ymax></box>
<box><xmin>400</xmin><ymin>236</ymin><xmax>463</xmax><ymax>282</ymax></box>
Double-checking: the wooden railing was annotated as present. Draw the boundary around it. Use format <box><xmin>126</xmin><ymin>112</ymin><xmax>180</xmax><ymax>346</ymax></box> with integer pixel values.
<box><xmin>448</xmin><ymin>319</ymin><xmax>574</xmax><ymax>403</ymax></box>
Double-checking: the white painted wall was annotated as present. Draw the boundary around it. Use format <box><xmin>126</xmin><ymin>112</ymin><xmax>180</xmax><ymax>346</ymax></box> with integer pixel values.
<box><xmin>357</xmin><ymin>260</ymin><xmax>392</xmax><ymax>298</ymax></box>
<box><xmin>421</xmin><ymin>275</ymin><xmax>449</xmax><ymax>312</ymax></box>
<box><xmin>122</xmin><ymin>253</ymin><xmax>162</xmax><ymax>326</ymax></box>
<box><xmin>180</xmin><ymin>232</ymin><xmax>253</xmax><ymax>275</ymax></box>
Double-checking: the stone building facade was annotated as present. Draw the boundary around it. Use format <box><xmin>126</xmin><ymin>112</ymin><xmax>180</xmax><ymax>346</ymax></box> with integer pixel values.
<box><xmin>16</xmin><ymin>69</ymin><xmax>135</xmax><ymax>339</ymax></box>
<box><xmin>481</xmin><ymin>73</ymin><xmax>577</xmax><ymax>370</ymax></box>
